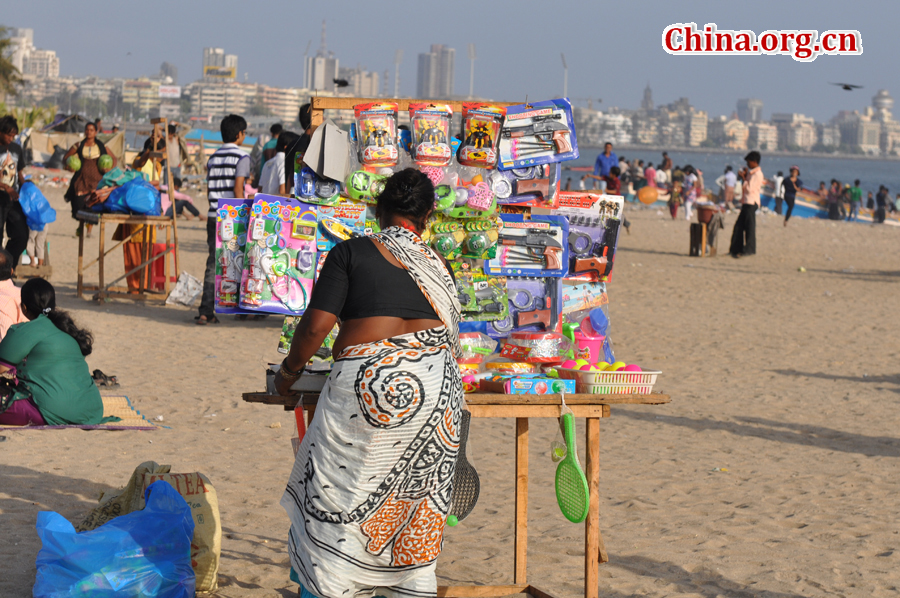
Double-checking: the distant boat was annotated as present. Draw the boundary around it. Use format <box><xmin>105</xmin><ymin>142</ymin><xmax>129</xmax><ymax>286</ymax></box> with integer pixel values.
<box><xmin>760</xmin><ymin>181</ymin><xmax>899</xmax><ymax>226</ymax></box>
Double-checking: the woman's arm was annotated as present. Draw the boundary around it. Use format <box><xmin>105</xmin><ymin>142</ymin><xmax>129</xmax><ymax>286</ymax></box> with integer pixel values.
<box><xmin>0</xmin><ymin>323</ymin><xmax>40</xmax><ymax>366</ymax></box>
<box><xmin>274</xmin><ymin>309</ymin><xmax>338</xmax><ymax>395</ymax></box>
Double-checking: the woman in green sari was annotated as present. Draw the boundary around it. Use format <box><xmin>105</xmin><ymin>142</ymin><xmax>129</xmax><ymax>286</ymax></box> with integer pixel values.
<box><xmin>0</xmin><ymin>279</ymin><xmax>113</xmax><ymax>426</ymax></box>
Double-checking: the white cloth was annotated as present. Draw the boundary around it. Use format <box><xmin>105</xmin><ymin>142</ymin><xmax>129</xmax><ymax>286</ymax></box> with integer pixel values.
<box><xmin>655</xmin><ymin>170</ymin><xmax>668</xmax><ymax>186</ymax></box>
<box><xmin>282</xmin><ymin>227</ymin><xmax>464</xmax><ymax>598</ymax></box>
<box><xmin>724</xmin><ymin>171</ymin><xmax>737</xmax><ymax>188</ymax></box>
<box><xmin>260</xmin><ymin>152</ymin><xmax>285</xmax><ymax>195</ymax></box>
<box><xmin>772</xmin><ymin>175</ymin><xmax>784</xmax><ymax>199</ymax></box>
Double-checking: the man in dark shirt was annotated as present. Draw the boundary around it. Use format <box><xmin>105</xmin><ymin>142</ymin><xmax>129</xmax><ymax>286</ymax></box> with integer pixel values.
<box><xmin>0</xmin><ymin>116</ymin><xmax>30</xmax><ymax>267</ymax></box>
<box><xmin>284</xmin><ymin>103</ymin><xmax>313</xmax><ymax>196</ymax></box>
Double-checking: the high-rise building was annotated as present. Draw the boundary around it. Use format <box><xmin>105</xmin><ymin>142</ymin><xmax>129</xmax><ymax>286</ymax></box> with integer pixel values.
<box><xmin>687</xmin><ymin>109</ymin><xmax>708</xmax><ymax>147</ymax></box>
<box><xmin>338</xmin><ymin>66</ymin><xmax>380</xmax><ymax>98</ymax></box>
<box><xmin>160</xmin><ymin>62</ymin><xmax>178</xmax><ymax>83</ymax></box>
<box><xmin>416</xmin><ymin>45</ymin><xmax>455</xmax><ymax>98</ymax></box>
<box><xmin>748</xmin><ymin>123</ymin><xmax>778</xmax><ymax>151</ymax></box>
<box><xmin>772</xmin><ymin>113</ymin><xmax>817</xmax><ymax>150</ymax></box>
<box><xmin>736</xmin><ymin>98</ymin><xmax>763</xmax><ymax>123</ymax></box>
<box><xmin>203</xmin><ymin>48</ymin><xmax>236</xmax><ymax>80</ymax></box>
<box><xmin>641</xmin><ymin>83</ymin><xmax>654</xmax><ymax>111</ymax></box>
<box><xmin>305</xmin><ymin>21</ymin><xmax>339</xmax><ymax>91</ymax></box>
<box><xmin>6</xmin><ymin>28</ymin><xmax>59</xmax><ymax>79</ymax></box>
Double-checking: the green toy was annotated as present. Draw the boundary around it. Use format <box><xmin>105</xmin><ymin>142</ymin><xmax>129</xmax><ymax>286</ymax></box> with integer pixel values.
<box><xmin>555</xmin><ymin>412</ymin><xmax>590</xmax><ymax>523</ymax></box>
<box><xmin>346</xmin><ymin>170</ymin><xmax>388</xmax><ymax>204</ymax></box>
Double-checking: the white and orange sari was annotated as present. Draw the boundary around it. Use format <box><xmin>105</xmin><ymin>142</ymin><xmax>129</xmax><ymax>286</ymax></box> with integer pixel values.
<box><xmin>282</xmin><ymin>227</ymin><xmax>463</xmax><ymax>598</ymax></box>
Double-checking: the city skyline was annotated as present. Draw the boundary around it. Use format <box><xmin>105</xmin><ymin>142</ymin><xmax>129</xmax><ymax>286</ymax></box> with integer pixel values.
<box><xmin>0</xmin><ymin>0</ymin><xmax>894</xmax><ymax>122</ymax></box>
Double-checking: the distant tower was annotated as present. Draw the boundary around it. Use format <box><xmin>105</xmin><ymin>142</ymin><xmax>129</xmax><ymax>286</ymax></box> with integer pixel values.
<box><xmin>641</xmin><ymin>83</ymin><xmax>653</xmax><ymax>111</ymax></box>
<box><xmin>736</xmin><ymin>98</ymin><xmax>763</xmax><ymax>123</ymax></box>
<box><xmin>873</xmin><ymin>89</ymin><xmax>894</xmax><ymax>112</ymax></box>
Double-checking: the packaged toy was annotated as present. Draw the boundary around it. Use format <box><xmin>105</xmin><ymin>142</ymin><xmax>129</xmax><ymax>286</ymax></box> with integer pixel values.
<box><xmin>458</xmin><ymin>103</ymin><xmax>505</xmax><ymax>169</ymax></box>
<box><xmin>294</xmin><ymin>165</ymin><xmax>342</xmax><ymax>205</ymax></box>
<box><xmin>458</xmin><ymin>332</ymin><xmax>498</xmax><ymax>364</ymax></box>
<box><xmin>499</xmin><ymin>99</ymin><xmax>578</xmax><ymax>170</ymax></box>
<box><xmin>215</xmin><ymin>198</ymin><xmax>253</xmax><ymax>313</ymax></box>
<box><xmin>409</xmin><ymin>103</ymin><xmax>453</xmax><ymax>167</ymax></box>
<box><xmin>500</xmin><ymin>330</ymin><xmax>573</xmax><ymax>364</ymax></box>
<box><xmin>455</xmin><ymin>270</ymin><xmax>509</xmax><ymax>322</ymax></box>
<box><xmin>550</xmin><ymin>192</ymin><xmax>623</xmax><ymax>282</ymax></box>
<box><xmin>316</xmin><ymin>200</ymin><xmax>368</xmax><ymax>252</ymax></box>
<box><xmin>345</xmin><ymin>170</ymin><xmax>388</xmax><ymax>204</ymax></box>
<box><xmin>485</xmin><ymin>214</ymin><xmax>569</xmax><ymax>277</ymax></box>
<box><xmin>479</xmin><ymin>374</ymin><xmax>575</xmax><ymax>395</ymax></box>
<box><xmin>490</xmin><ymin>164</ymin><xmax>561</xmax><ymax>209</ymax></box>
<box><xmin>239</xmin><ymin>195</ymin><xmax>317</xmax><ymax>315</ymax></box>
<box><xmin>354</xmin><ymin>102</ymin><xmax>399</xmax><ymax>167</ymax></box>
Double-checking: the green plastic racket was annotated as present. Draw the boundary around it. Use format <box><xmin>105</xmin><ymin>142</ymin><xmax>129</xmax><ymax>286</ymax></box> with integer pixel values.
<box><xmin>555</xmin><ymin>412</ymin><xmax>590</xmax><ymax>523</ymax></box>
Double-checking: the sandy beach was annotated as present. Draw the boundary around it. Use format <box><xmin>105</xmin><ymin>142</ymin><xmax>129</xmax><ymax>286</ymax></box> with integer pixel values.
<box><xmin>2</xmin><ymin>177</ymin><xmax>900</xmax><ymax>597</ymax></box>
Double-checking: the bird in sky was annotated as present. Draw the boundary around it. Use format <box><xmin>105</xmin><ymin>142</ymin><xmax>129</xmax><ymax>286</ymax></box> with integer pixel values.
<box><xmin>830</xmin><ymin>82</ymin><xmax>863</xmax><ymax>91</ymax></box>
<box><xmin>333</xmin><ymin>78</ymin><xmax>349</xmax><ymax>88</ymax></box>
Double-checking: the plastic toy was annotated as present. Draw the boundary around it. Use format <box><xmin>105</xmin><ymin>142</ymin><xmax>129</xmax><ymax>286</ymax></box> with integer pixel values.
<box><xmin>499</xmin><ymin>99</ymin><xmax>579</xmax><ymax>170</ymax></box>
<box><xmin>239</xmin><ymin>195</ymin><xmax>317</xmax><ymax>315</ymax></box>
<box><xmin>485</xmin><ymin>214</ymin><xmax>569</xmax><ymax>278</ymax></box>
<box><xmin>294</xmin><ymin>166</ymin><xmax>342</xmax><ymax>205</ymax></box>
<box><xmin>215</xmin><ymin>198</ymin><xmax>253</xmax><ymax>314</ymax></box>
<box><xmin>409</xmin><ymin>103</ymin><xmax>453</xmax><ymax>167</ymax></box>
<box><xmin>458</xmin><ymin>103</ymin><xmax>505</xmax><ymax>169</ymax></box>
<box><xmin>456</xmin><ymin>270</ymin><xmax>509</xmax><ymax>322</ymax></box>
<box><xmin>555</xmin><ymin>192</ymin><xmax>623</xmax><ymax>282</ymax></box>
<box><xmin>555</xmin><ymin>411</ymin><xmax>590</xmax><ymax>523</ymax></box>
<box><xmin>316</xmin><ymin>200</ymin><xmax>368</xmax><ymax>252</ymax></box>
<box><xmin>491</xmin><ymin>164</ymin><xmax>561</xmax><ymax>209</ymax></box>
<box><xmin>346</xmin><ymin>170</ymin><xmax>388</xmax><ymax>204</ymax></box>
<box><xmin>354</xmin><ymin>102</ymin><xmax>400</xmax><ymax>167</ymax></box>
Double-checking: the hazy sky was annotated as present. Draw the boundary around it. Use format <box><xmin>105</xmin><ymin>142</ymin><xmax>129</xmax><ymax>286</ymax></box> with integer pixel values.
<box><xmin>4</xmin><ymin>0</ymin><xmax>893</xmax><ymax>121</ymax></box>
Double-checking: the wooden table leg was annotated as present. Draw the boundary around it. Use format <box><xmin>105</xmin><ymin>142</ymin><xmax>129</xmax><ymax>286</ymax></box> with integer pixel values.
<box><xmin>701</xmin><ymin>223</ymin><xmax>708</xmax><ymax>257</ymax></box>
<box><xmin>97</xmin><ymin>220</ymin><xmax>106</xmax><ymax>302</ymax></box>
<box><xmin>584</xmin><ymin>417</ymin><xmax>606</xmax><ymax>598</ymax></box>
<box><xmin>514</xmin><ymin>418</ymin><xmax>528</xmax><ymax>584</ymax></box>
<box><xmin>77</xmin><ymin>222</ymin><xmax>84</xmax><ymax>298</ymax></box>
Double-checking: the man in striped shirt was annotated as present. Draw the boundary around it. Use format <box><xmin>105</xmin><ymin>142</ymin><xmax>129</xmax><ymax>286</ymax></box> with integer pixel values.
<box><xmin>198</xmin><ymin>114</ymin><xmax>250</xmax><ymax>325</ymax></box>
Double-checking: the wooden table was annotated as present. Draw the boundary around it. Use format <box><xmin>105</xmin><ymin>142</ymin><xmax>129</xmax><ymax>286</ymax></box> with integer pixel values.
<box><xmin>243</xmin><ymin>391</ymin><xmax>670</xmax><ymax>598</ymax></box>
<box><xmin>76</xmin><ymin>210</ymin><xmax>179</xmax><ymax>302</ymax></box>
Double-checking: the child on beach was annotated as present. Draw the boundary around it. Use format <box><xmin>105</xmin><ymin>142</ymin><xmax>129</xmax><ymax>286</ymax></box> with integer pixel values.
<box><xmin>26</xmin><ymin>222</ymin><xmax>48</xmax><ymax>267</ymax></box>
<box><xmin>161</xmin><ymin>176</ymin><xmax>201</xmax><ymax>220</ymax></box>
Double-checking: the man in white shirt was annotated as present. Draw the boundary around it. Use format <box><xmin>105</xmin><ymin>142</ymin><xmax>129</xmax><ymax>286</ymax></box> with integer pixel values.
<box><xmin>729</xmin><ymin>151</ymin><xmax>763</xmax><ymax>259</ymax></box>
<box><xmin>772</xmin><ymin>170</ymin><xmax>784</xmax><ymax>214</ymax></box>
<box><xmin>721</xmin><ymin>166</ymin><xmax>737</xmax><ymax>208</ymax></box>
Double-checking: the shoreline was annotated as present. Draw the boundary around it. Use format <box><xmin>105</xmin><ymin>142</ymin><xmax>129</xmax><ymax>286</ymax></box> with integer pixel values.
<box><xmin>580</xmin><ymin>144</ymin><xmax>900</xmax><ymax>162</ymax></box>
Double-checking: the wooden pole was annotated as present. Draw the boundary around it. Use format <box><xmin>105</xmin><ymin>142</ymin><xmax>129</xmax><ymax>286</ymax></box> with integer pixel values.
<box><xmin>76</xmin><ymin>222</ymin><xmax>84</xmax><ymax>298</ymax></box>
<box><xmin>514</xmin><ymin>418</ymin><xmax>529</xmax><ymax>584</ymax></box>
<box><xmin>584</xmin><ymin>417</ymin><xmax>606</xmax><ymax>598</ymax></box>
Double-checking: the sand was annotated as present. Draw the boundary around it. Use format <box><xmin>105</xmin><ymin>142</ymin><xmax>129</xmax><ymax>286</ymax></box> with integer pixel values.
<box><xmin>2</xmin><ymin>178</ymin><xmax>900</xmax><ymax>597</ymax></box>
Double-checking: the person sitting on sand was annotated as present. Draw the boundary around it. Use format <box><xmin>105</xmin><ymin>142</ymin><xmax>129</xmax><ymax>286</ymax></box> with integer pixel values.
<box><xmin>0</xmin><ymin>278</ymin><xmax>116</xmax><ymax>426</ymax></box>
<box><xmin>275</xmin><ymin>168</ymin><xmax>462</xmax><ymax>598</ymax></box>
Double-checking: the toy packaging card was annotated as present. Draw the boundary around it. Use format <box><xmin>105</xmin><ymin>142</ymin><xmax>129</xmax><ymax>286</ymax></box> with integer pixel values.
<box><xmin>456</xmin><ymin>270</ymin><xmax>509</xmax><ymax>323</ymax></box>
<box><xmin>484</xmin><ymin>277</ymin><xmax>562</xmax><ymax>338</ymax></box>
<box><xmin>561</xmin><ymin>280</ymin><xmax>608</xmax><ymax>314</ymax></box>
<box><xmin>215</xmin><ymin>198</ymin><xmax>254</xmax><ymax>314</ymax></box>
<box><xmin>409</xmin><ymin>103</ymin><xmax>453</xmax><ymax>167</ymax></box>
<box><xmin>485</xmin><ymin>214</ymin><xmax>569</xmax><ymax>277</ymax></box>
<box><xmin>458</xmin><ymin>103</ymin><xmax>505</xmax><ymax>169</ymax></box>
<box><xmin>479</xmin><ymin>374</ymin><xmax>575</xmax><ymax>395</ymax></box>
<box><xmin>316</xmin><ymin>200</ymin><xmax>368</xmax><ymax>252</ymax></box>
<box><xmin>490</xmin><ymin>163</ymin><xmax>561</xmax><ymax>209</ymax></box>
<box><xmin>239</xmin><ymin>195</ymin><xmax>317</xmax><ymax>315</ymax></box>
<box><xmin>539</xmin><ymin>192</ymin><xmax>623</xmax><ymax>282</ymax></box>
<box><xmin>354</xmin><ymin>102</ymin><xmax>399</xmax><ymax>167</ymax></box>
<box><xmin>294</xmin><ymin>165</ymin><xmax>342</xmax><ymax>205</ymax></box>
<box><xmin>498</xmin><ymin>98</ymin><xmax>578</xmax><ymax>170</ymax></box>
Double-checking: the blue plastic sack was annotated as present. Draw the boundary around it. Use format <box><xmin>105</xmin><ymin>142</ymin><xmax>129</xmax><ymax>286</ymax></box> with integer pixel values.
<box><xmin>93</xmin><ymin>178</ymin><xmax>161</xmax><ymax>216</ymax></box>
<box><xmin>34</xmin><ymin>481</ymin><xmax>196</xmax><ymax>598</ymax></box>
<box><xmin>18</xmin><ymin>181</ymin><xmax>56</xmax><ymax>231</ymax></box>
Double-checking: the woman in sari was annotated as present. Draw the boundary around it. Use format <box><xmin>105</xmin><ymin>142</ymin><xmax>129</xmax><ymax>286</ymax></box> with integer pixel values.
<box><xmin>64</xmin><ymin>121</ymin><xmax>115</xmax><ymax>236</ymax></box>
<box><xmin>275</xmin><ymin>168</ymin><xmax>462</xmax><ymax>598</ymax></box>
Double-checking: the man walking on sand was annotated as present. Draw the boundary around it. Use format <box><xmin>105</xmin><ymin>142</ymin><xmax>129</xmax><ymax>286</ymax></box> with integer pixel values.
<box><xmin>729</xmin><ymin>151</ymin><xmax>763</xmax><ymax>259</ymax></box>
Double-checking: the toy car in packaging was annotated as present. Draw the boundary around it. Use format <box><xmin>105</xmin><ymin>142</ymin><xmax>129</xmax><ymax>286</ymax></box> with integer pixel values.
<box><xmin>215</xmin><ymin>198</ymin><xmax>253</xmax><ymax>314</ymax></box>
<box><xmin>354</xmin><ymin>102</ymin><xmax>399</xmax><ymax>167</ymax></box>
<box><xmin>239</xmin><ymin>195</ymin><xmax>317</xmax><ymax>315</ymax></box>
<box><xmin>458</xmin><ymin>103</ymin><xmax>505</xmax><ymax>169</ymax></box>
<box><xmin>409</xmin><ymin>103</ymin><xmax>453</xmax><ymax>167</ymax></box>
<box><xmin>499</xmin><ymin>99</ymin><xmax>578</xmax><ymax>170</ymax></box>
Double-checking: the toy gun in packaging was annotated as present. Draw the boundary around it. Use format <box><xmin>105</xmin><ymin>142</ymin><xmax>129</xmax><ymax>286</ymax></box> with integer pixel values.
<box><xmin>516</xmin><ymin>278</ymin><xmax>560</xmax><ymax>331</ymax></box>
<box><xmin>498</xmin><ymin>228</ymin><xmax>563</xmax><ymax>270</ymax></box>
<box><xmin>502</xmin><ymin>114</ymin><xmax>573</xmax><ymax>153</ymax></box>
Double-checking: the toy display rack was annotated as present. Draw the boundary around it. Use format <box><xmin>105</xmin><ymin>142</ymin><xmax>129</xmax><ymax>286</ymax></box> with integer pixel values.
<box><xmin>243</xmin><ymin>390</ymin><xmax>671</xmax><ymax>598</ymax></box>
<box><xmin>76</xmin><ymin>117</ymin><xmax>180</xmax><ymax>302</ymax></box>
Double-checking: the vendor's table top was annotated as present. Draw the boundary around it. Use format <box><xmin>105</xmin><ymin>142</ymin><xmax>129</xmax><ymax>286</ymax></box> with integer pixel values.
<box><xmin>243</xmin><ymin>390</ymin><xmax>669</xmax><ymax>598</ymax></box>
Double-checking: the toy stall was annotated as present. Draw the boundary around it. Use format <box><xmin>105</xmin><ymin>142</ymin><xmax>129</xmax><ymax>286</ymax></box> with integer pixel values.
<box><xmin>240</xmin><ymin>96</ymin><xmax>669</xmax><ymax>598</ymax></box>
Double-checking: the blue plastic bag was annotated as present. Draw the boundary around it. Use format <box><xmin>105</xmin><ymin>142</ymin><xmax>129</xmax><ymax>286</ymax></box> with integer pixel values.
<box><xmin>34</xmin><ymin>481</ymin><xmax>196</xmax><ymax>598</ymax></box>
<box><xmin>93</xmin><ymin>178</ymin><xmax>161</xmax><ymax>216</ymax></box>
<box><xmin>18</xmin><ymin>181</ymin><xmax>56</xmax><ymax>231</ymax></box>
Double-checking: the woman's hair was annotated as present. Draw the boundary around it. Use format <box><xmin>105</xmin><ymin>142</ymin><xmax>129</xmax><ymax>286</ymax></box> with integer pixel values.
<box><xmin>21</xmin><ymin>279</ymin><xmax>94</xmax><ymax>356</ymax></box>
<box><xmin>276</xmin><ymin>131</ymin><xmax>300</xmax><ymax>153</ymax></box>
<box><xmin>375</xmin><ymin>168</ymin><xmax>435</xmax><ymax>230</ymax></box>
